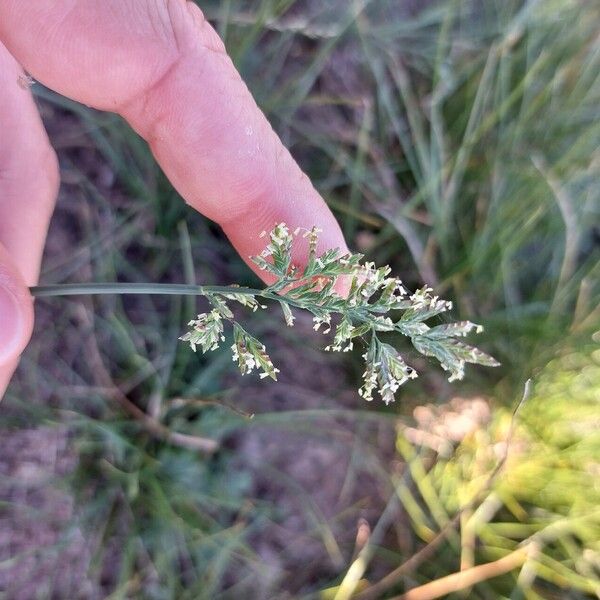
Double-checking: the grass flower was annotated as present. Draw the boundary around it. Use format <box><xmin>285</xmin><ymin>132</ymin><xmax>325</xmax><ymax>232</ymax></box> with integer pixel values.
<box><xmin>177</xmin><ymin>223</ymin><xmax>499</xmax><ymax>402</ymax></box>
<box><xmin>30</xmin><ymin>223</ymin><xmax>499</xmax><ymax>402</ymax></box>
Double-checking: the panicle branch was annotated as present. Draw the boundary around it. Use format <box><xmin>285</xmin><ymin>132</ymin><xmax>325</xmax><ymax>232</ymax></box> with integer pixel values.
<box><xmin>179</xmin><ymin>223</ymin><xmax>499</xmax><ymax>402</ymax></box>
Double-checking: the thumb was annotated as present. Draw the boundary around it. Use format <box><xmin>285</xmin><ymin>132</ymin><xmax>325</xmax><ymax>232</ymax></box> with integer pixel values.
<box><xmin>0</xmin><ymin>243</ymin><xmax>34</xmax><ymax>398</ymax></box>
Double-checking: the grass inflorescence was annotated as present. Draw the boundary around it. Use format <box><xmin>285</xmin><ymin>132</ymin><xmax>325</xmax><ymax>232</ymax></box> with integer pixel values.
<box><xmin>34</xmin><ymin>223</ymin><xmax>499</xmax><ymax>403</ymax></box>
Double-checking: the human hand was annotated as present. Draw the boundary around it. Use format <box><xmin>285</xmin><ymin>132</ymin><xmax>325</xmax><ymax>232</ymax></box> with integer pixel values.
<box><xmin>0</xmin><ymin>0</ymin><xmax>347</xmax><ymax>398</ymax></box>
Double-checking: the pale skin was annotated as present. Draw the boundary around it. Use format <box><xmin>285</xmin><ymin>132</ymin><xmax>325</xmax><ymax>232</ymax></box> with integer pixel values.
<box><xmin>0</xmin><ymin>0</ymin><xmax>348</xmax><ymax>398</ymax></box>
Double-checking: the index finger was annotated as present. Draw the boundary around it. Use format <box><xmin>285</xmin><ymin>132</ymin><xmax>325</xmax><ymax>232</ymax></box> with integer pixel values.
<box><xmin>0</xmin><ymin>0</ymin><xmax>347</xmax><ymax>280</ymax></box>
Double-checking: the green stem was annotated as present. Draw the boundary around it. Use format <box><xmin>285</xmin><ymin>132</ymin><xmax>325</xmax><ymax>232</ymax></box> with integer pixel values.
<box><xmin>30</xmin><ymin>282</ymin><xmax>264</xmax><ymax>298</ymax></box>
<box><xmin>29</xmin><ymin>282</ymin><xmax>313</xmax><ymax>313</ymax></box>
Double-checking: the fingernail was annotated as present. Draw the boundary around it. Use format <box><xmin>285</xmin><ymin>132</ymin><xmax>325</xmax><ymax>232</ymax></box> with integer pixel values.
<box><xmin>0</xmin><ymin>285</ymin><xmax>23</xmax><ymax>362</ymax></box>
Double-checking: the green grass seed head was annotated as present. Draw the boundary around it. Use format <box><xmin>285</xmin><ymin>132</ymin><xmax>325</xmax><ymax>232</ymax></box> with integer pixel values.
<box><xmin>179</xmin><ymin>223</ymin><xmax>499</xmax><ymax>402</ymax></box>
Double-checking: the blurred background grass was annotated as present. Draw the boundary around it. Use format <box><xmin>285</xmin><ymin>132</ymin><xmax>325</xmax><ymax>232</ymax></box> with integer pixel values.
<box><xmin>1</xmin><ymin>0</ymin><xmax>599</xmax><ymax>598</ymax></box>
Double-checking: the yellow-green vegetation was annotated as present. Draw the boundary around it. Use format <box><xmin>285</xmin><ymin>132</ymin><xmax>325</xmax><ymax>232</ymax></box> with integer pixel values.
<box><xmin>407</xmin><ymin>341</ymin><xmax>600</xmax><ymax>597</ymax></box>
<box><xmin>332</xmin><ymin>341</ymin><xmax>599</xmax><ymax>599</ymax></box>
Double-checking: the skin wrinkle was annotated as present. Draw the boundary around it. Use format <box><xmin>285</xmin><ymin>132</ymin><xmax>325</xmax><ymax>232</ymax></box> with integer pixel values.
<box><xmin>113</xmin><ymin>0</ymin><xmax>191</xmax><ymax>108</ymax></box>
<box><xmin>0</xmin><ymin>2</ymin><xmax>180</xmax><ymax>110</ymax></box>
<box><xmin>165</xmin><ymin>0</ymin><xmax>192</xmax><ymax>55</ymax></box>
<box><xmin>184</xmin><ymin>2</ymin><xmax>227</xmax><ymax>54</ymax></box>
<box><xmin>147</xmin><ymin>1</ymin><xmax>174</xmax><ymax>46</ymax></box>
<box><xmin>138</xmin><ymin>2</ymin><xmax>283</xmax><ymax>222</ymax></box>
<box><xmin>117</xmin><ymin>4</ymin><xmax>230</xmax><ymax>142</ymax></box>
<box><xmin>120</xmin><ymin>38</ymin><xmax>283</xmax><ymax>224</ymax></box>
<box><xmin>0</xmin><ymin>268</ymin><xmax>28</xmax><ymax>313</ymax></box>
<box><xmin>46</xmin><ymin>0</ymin><xmax>78</xmax><ymax>53</ymax></box>
<box><xmin>145</xmin><ymin>0</ymin><xmax>194</xmax><ymax>55</ymax></box>
<box><xmin>185</xmin><ymin>1</ymin><xmax>227</xmax><ymax>56</ymax></box>
<box><xmin>0</xmin><ymin>244</ymin><xmax>33</xmax><ymax>364</ymax></box>
<box><xmin>119</xmin><ymin>52</ymin><xmax>186</xmax><ymax>129</ymax></box>
<box><xmin>0</xmin><ymin>42</ymin><xmax>58</xmax><ymax>285</ymax></box>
